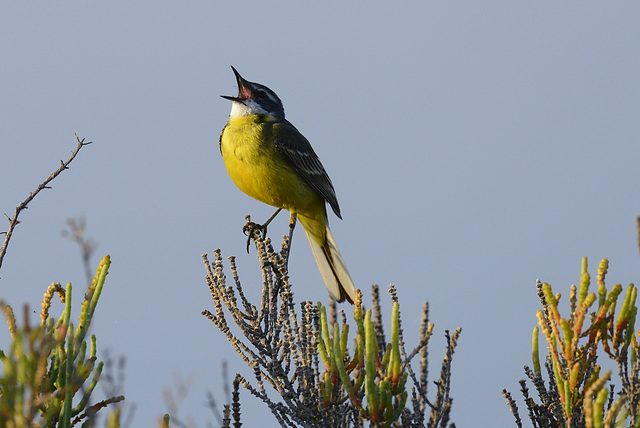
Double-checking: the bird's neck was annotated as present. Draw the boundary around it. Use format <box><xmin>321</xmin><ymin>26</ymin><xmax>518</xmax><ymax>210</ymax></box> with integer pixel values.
<box><xmin>228</xmin><ymin>114</ymin><xmax>278</xmax><ymax>127</ymax></box>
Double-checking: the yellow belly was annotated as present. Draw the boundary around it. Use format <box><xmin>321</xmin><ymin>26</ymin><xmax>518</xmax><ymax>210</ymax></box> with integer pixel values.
<box><xmin>220</xmin><ymin>116</ymin><xmax>325</xmax><ymax>223</ymax></box>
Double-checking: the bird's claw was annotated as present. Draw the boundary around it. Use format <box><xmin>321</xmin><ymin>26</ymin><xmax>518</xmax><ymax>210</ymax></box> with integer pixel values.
<box><xmin>243</xmin><ymin>221</ymin><xmax>268</xmax><ymax>253</ymax></box>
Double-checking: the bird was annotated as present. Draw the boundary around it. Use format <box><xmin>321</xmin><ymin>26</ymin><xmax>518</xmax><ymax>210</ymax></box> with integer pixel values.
<box><xmin>219</xmin><ymin>66</ymin><xmax>357</xmax><ymax>304</ymax></box>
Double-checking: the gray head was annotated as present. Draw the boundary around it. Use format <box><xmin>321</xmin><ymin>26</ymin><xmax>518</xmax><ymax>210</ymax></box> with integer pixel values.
<box><xmin>221</xmin><ymin>66</ymin><xmax>285</xmax><ymax>120</ymax></box>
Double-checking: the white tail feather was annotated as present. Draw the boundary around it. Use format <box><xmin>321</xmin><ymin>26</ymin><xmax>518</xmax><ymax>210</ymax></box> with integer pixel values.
<box><xmin>304</xmin><ymin>225</ymin><xmax>356</xmax><ymax>303</ymax></box>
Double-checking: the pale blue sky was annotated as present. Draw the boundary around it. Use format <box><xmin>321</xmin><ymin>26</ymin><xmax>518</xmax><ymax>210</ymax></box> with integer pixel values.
<box><xmin>1</xmin><ymin>3</ymin><xmax>639</xmax><ymax>426</ymax></box>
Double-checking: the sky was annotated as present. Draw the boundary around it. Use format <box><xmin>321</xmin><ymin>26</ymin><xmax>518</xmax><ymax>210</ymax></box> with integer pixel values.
<box><xmin>1</xmin><ymin>3</ymin><xmax>639</xmax><ymax>427</ymax></box>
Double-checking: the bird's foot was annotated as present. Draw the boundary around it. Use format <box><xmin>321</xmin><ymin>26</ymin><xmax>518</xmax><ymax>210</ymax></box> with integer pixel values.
<box><xmin>243</xmin><ymin>216</ymin><xmax>268</xmax><ymax>253</ymax></box>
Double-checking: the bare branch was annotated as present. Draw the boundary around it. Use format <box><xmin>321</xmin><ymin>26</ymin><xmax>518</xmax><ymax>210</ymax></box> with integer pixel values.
<box><xmin>0</xmin><ymin>133</ymin><xmax>91</xmax><ymax>271</ymax></box>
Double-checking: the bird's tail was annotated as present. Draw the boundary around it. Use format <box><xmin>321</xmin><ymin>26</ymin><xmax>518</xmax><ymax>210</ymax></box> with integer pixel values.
<box><xmin>302</xmin><ymin>223</ymin><xmax>357</xmax><ymax>304</ymax></box>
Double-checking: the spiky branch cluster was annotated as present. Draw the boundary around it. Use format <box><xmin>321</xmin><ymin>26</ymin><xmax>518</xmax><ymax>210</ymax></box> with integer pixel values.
<box><xmin>503</xmin><ymin>257</ymin><xmax>640</xmax><ymax>428</ymax></box>
<box><xmin>202</xmin><ymin>217</ymin><xmax>460</xmax><ymax>427</ymax></box>
<box><xmin>317</xmin><ymin>295</ymin><xmax>409</xmax><ymax>425</ymax></box>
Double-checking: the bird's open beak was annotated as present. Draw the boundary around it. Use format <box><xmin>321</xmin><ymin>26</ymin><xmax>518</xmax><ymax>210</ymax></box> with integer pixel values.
<box><xmin>221</xmin><ymin>66</ymin><xmax>252</xmax><ymax>102</ymax></box>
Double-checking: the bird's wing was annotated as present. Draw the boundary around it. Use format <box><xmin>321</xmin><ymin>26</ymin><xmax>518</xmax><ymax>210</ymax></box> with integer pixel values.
<box><xmin>273</xmin><ymin>120</ymin><xmax>342</xmax><ymax>219</ymax></box>
<box><xmin>218</xmin><ymin>123</ymin><xmax>228</xmax><ymax>153</ymax></box>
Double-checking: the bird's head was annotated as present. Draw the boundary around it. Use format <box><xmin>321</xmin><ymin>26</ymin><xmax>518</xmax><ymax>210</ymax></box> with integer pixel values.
<box><xmin>221</xmin><ymin>66</ymin><xmax>285</xmax><ymax>120</ymax></box>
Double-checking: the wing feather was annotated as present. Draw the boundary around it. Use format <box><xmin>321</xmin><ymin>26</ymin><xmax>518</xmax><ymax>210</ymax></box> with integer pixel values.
<box><xmin>273</xmin><ymin>121</ymin><xmax>342</xmax><ymax>218</ymax></box>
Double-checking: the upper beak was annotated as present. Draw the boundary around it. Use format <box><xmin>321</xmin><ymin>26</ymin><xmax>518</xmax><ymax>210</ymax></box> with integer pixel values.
<box><xmin>221</xmin><ymin>66</ymin><xmax>251</xmax><ymax>101</ymax></box>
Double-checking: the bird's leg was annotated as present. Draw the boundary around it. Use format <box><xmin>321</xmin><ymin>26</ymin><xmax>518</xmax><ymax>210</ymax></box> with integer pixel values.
<box><xmin>282</xmin><ymin>212</ymin><xmax>297</xmax><ymax>269</ymax></box>
<box><xmin>243</xmin><ymin>208</ymin><xmax>283</xmax><ymax>253</ymax></box>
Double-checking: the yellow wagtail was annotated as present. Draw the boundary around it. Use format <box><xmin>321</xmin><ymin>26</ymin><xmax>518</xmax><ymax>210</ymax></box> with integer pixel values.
<box><xmin>219</xmin><ymin>67</ymin><xmax>356</xmax><ymax>303</ymax></box>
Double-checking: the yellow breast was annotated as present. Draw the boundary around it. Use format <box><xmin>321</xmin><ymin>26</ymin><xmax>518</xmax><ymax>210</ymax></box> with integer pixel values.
<box><xmin>220</xmin><ymin>115</ymin><xmax>322</xmax><ymax>215</ymax></box>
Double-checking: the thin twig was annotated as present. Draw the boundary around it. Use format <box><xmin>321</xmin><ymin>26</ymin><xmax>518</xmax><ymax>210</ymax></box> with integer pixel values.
<box><xmin>0</xmin><ymin>133</ymin><xmax>92</xmax><ymax>271</ymax></box>
<box><xmin>61</xmin><ymin>217</ymin><xmax>97</xmax><ymax>286</ymax></box>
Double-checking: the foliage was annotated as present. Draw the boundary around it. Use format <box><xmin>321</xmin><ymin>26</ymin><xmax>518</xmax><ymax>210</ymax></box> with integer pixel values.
<box><xmin>503</xmin><ymin>257</ymin><xmax>640</xmax><ymax>428</ymax></box>
<box><xmin>316</xmin><ymin>298</ymin><xmax>409</xmax><ymax>426</ymax></box>
<box><xmin>0</xmin><ymin>255</ymin><xmax>123</xmax><ymax>427</ymax></box>
<box><xmin>202</xmin><ymin>215</ymin><xmax>460</xmax><ymax>427</ymax></box>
